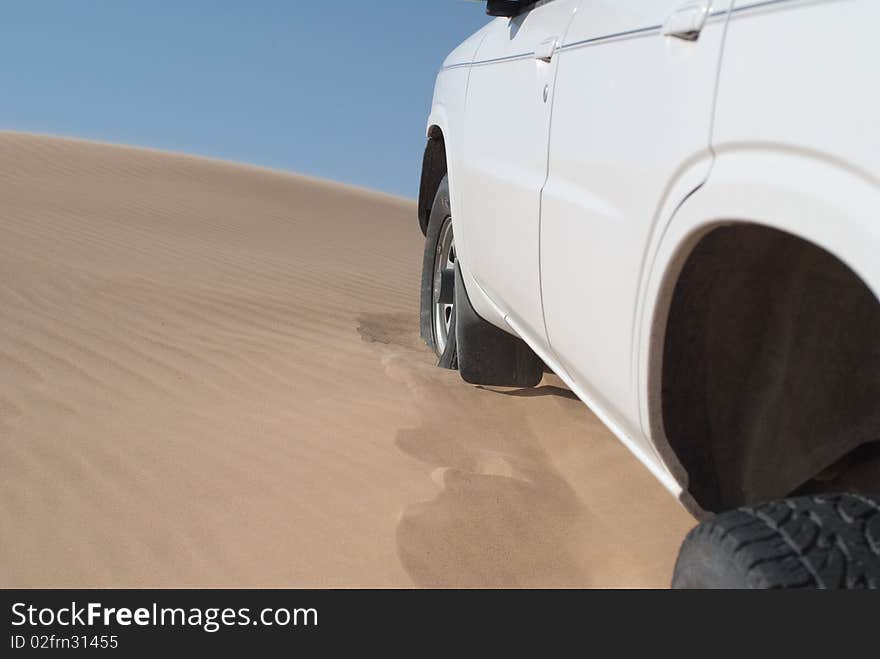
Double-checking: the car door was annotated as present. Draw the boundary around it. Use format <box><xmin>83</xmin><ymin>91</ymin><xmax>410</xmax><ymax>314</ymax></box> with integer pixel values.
<box><xmin>539</xmin><ymin>1</ymin><xmax>731</xmax><ymax>442</ymax></box>
<box><xmin>459</xmin><ymin>0</ymin><xmax>581</xmax><ymax>345</ymax></box>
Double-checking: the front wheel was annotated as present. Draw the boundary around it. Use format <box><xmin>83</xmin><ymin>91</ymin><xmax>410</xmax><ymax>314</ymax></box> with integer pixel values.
<box><xmin>419</xmin><ymin>175</ymin><xmax>458</xmax><ymax>369</ymax></box>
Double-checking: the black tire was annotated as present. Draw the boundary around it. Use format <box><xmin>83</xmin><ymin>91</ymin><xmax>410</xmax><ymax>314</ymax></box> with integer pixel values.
<box><xmin>672</xmin><ymin>493</ymin><xmax>880</xmax><ymax>589</ymax></box>
<box><xmin>419</xmin><ymin>175</ymin><xmax>458</xmax><ymax>369</ymax></box>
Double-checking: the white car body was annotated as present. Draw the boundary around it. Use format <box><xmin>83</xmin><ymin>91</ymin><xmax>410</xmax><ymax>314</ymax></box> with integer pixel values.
<box><xmin>423</xmin><ymin>0</ymin><xmax>880</xmax><ymax>516</ymax></box>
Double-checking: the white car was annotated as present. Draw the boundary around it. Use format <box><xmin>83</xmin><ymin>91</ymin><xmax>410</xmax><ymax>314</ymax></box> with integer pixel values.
<box><xmin>417</xmin><ymin>0</ymin><xmax>880</xmax><ymax>588</ymax></box>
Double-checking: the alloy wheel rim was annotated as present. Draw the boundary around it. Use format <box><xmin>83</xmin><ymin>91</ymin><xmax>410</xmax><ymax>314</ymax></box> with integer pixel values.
<box><xmin>432</xmin><ymin>216</ymin><xmax>456</xmax><ymax>355</ymax></box>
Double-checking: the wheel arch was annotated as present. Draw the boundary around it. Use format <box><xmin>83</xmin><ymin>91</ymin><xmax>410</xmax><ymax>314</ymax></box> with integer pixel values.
<box><xmin>418</xmin><ymin>123</ymin><xmax>448</xmax><ymax>236</ymax></box>
<box><xmin>640</xmin><ymin>148</ymin><xmax>880</xmax><ymax>516</ymax></box>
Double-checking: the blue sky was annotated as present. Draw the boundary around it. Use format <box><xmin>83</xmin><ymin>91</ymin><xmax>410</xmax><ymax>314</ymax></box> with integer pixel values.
<box><xmin>0</xmin><ymin>2</ymin><xmax>489</xmax><ymax>198</ymax></box>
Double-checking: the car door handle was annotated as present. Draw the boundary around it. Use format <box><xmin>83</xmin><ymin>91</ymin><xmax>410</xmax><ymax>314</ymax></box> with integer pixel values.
<box><xmin>662</xmin><ymin>0</ymin><xmax>711</xmax><ymax>41</ymax></box>
<box><xmin>535</xmin><ymin>36</ymin><xmax>559</xmax><ymax>62</ymax></box>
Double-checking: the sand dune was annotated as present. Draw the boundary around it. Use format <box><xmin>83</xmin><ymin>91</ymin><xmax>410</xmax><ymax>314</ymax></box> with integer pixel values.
<box><xmin>0</xmin><ymin>133</ymin><xmax>693</xmax><ymax>587</ymax></box>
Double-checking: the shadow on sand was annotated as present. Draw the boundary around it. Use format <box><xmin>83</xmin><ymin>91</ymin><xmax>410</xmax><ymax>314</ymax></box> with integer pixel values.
<box><xmin>357</xmin><ymin>310</ymin><xmax>601</xmax><ymax>587</ymax></box>
<box><xmin>476</xmin><ymin>384</ymin><xmax>579</xmax><ymax>401</ymax></box>
<box><xmin>392</xmin><ymin>371</ymin><xmax>594</xmax><ymax>587</ymax></box>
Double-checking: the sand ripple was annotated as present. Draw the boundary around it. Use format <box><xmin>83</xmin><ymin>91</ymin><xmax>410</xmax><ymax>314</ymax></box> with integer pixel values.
<box><xmin>0</xmin><ymin>133</ymin><xmax>692</xmax><ymax>587</ymax></box>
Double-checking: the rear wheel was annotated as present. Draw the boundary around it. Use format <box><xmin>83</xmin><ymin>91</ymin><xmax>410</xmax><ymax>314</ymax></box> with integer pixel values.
<box><xmin>672</xmin><ymin>493</ymin><xmax>880</xmax><ymax>589</ymax></box>
<box><xmin>419</xmin><ymin>176</ymin><xmax>458</xmax><ymax>369</ymax></box>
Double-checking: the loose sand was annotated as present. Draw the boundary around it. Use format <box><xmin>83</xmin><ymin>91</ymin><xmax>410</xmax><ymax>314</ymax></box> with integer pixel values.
<box><xmin>0</xmin><ymin>133</ymin><xmax>693</xmax><ymax>587</ymax></box>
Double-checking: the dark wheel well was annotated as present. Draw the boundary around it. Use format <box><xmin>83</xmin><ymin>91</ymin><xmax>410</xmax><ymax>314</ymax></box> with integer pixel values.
<box><xmin>418</xmin><ymin>126</ymin><xmax>447</xmax><ymax>236</ymax></box>
<box><xmin>661</xmin><ymin>224</ymin><xmax>880</xmax><ymax>513</ymax></box>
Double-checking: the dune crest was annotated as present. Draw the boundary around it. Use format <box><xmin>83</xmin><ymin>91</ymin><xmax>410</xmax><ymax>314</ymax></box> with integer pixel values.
<box><xmin>0</xmin><ymin>133</ymin><xmax>691</xmax><ymax>587</ymax></box>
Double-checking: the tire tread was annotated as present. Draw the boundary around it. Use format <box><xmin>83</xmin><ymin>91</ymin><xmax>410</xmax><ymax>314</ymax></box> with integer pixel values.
<box><xmin>673</xmin><ymin>493</ymin><xmax>880</xmax><ymax>588</ymax></box>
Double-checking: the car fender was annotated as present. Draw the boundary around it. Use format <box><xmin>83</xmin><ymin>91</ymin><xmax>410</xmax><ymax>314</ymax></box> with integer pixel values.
<box><xmin>637</xmin><ymin>147</ymin><xmax>880</xmax><ymax>511</ymax></box>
